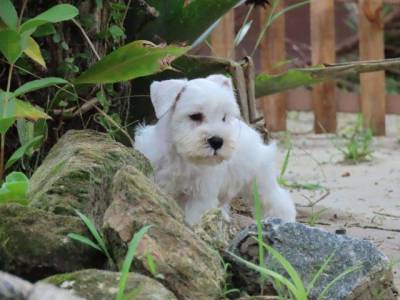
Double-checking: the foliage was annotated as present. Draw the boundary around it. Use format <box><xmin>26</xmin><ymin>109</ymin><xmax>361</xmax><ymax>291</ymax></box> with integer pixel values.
<box><xmin>68</xmin><ymin>210</ymin><xmax>152</xmax><ymax>300</ymax></box>
<box><xmin>137</xmin><ymin>0</ymin><xmax>242</xmax><ymax>44</ymax></box>
<box><xmin>0</xmin><ymin>0</ymin><xmax>76</xmax><ymax>180</ymax></box>
<box><xmin>68</xmin><ymin>209</ymin><xmax>114</xmax><ymax>265</ymax></box>
<box><xmin>0</xmin><ymin>171</ymin><xmax>29</xmax><ymax>205</ymax></box>
<box><xmin>74</xmin><ymin>41</ymin><xmax>189</xmax><ymax>84</ymax></box>
<box><xmin>335</xmin><ymin>114</ymin><xmax>374</xmax><ymax>163</ymax></box>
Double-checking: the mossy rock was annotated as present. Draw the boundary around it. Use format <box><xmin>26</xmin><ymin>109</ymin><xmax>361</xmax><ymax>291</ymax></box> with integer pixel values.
<box><xmin>103</xmin><ymin>166</ymin><xmax>225</xmax><ymax>300</ymax></box>
<box><xmin>45</xmin><ymin>269</ymin><xmax>177</xmax><ymax>300</ymax></box>
<box><xmin>0</xmin><ymin>204</ymin><xmax>105</xmax><ymax>281</ymax></box>
<box><xmin>28</xmin><ymin>130</ymin><xmax>152</xmax><ymax>220</ymax></box>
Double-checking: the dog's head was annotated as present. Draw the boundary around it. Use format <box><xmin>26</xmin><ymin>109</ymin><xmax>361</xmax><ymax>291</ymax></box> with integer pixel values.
<box><xmin>150</xmin><ymin>75</ymin><xmax>241</xmax><ymax>165</ymax></box>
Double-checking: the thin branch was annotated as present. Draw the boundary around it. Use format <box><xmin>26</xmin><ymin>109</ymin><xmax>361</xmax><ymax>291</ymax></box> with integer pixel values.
<box><xmin>72</xmin><ymin>19</ymin><xmax>101</xmax><ymax>61</ymax></box>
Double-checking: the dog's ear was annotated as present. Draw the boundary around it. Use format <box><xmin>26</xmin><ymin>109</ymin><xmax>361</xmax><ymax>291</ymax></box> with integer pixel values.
<box><xmin>150</xmin><ymin>79</ymin><xmax>187</xmax><ymax>119</ymax></box>
<box><xmin>206</xmin><ymin>74</ymin><xmax>233</xmax><ymax>90</ymax></box>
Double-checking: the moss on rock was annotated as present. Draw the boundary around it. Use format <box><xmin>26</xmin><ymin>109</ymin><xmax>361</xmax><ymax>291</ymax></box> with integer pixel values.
<box><xmin>0</xmin><ymin>204</ymin><xmax>105</xmax><ymax>281</ymax></box>
<box><xmin>28</xmin><ymin>130</ymin><xmax>152</xmax><ymax>220</ymax></box>
<box><xmin>44</xmin><ymin>269</ymin><xmax>177</xmax><ymax>300</ymax></box>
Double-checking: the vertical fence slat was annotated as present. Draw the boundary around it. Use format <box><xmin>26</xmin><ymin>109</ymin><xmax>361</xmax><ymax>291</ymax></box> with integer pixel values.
<box><xmin>260</xmin><ymin>2</ymin><xmax>287</xmax><ymax>132</ymax></box>
<box><xmin>310</xmin><ymin>0</ymin><xmax>336</xmax><ymax>133</ymax></box>
<box><xmin>211</xmin><ymin>11</ymin><xmax>235</xmax><ymax>59</ymax></box>
<box><xmin>359</xmin><ymin>0</ymin><xmax>386</xmax><ymax>135</ymax></box>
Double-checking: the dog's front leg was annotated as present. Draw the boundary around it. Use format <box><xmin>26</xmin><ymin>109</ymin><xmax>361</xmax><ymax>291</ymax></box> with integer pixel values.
<box><xmin>255</xmin><ymin>168</ymin><xmax>297</xmax><ymax>222</ymax></box>
<box><xmin>184</xmin><ymin>193</ymin><xmax>219</xmax><ymax>226</ymax></box>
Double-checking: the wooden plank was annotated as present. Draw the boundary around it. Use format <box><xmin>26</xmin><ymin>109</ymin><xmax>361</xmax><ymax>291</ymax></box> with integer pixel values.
<box><xmin>359</xmin><ymin>0</ymin><xmax>386</xmax><ymax>135</ymax></box>
<box><xmin>283</xmin><ymin>88</ymin><xmax>400</xmax><ymax>115</ymax></box>
<box><xmin>210</xmin><ymin>11</ymin><xmax>235</xmax><ymax>59</ymax></box>
<box><xmin>310</xmin><ymin>0</ymin><xmax>337</xmax><ymax>133</ymax></box>
<box><xmin>259</xmin><ymin>2</ymin><xmax>287</xmax><ymax>132</ymax></box>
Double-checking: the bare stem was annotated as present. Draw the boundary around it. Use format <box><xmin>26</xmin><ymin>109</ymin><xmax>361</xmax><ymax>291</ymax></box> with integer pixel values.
<box><xmin>0</xmin><ymin>64</ymin><xmax>14</xmax><ymax>181</ymax></box>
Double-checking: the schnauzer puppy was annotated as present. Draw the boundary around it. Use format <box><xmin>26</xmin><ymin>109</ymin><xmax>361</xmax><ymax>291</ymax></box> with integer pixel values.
<box><xmin>134</xmin><ymin>74</ymin><xmax>296</xmax><ymax>225</ymax></box>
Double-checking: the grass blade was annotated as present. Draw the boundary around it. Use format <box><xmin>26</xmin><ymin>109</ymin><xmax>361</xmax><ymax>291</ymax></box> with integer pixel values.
<box><xmin>252</xmin><ymin>181</ymin><xmax>266</xmax><ymax>282</ymax></box>
<box><xmin>260</xmin><ymin>241</ymin><xmax>308</xmax><ymax>299</ymax></box>
<box><xmin>116</xmin><ymin>225</ymin><xmax>152</xmax><ymax>300</ymax></box>
<box><xmin>317</xmin><ymin>265</ymin><xmax>362</xmax><ymax>300</ymax></box>
<box><xmin>227</xmin><ymin>251</ymin><xmax>303</xmax><ymax>299</ymax></box>
<box><xmin>307</xmin><ymin>250</ymin><xmax>336</xmax><ymax>294</ymax></box>
<box><xmin>279</xmin><ymin>147</ymin><xmax>291</xmax><ymax>179</ymax></box>
<box><xmin>74</xmin><ymin>210</ymin><xmax>113</xmax><ymax>262</ymax></box>
<box><xmin>67</xmin><ymin>233</ymin><xmax>103</xmax><ymax>252</ymax></box>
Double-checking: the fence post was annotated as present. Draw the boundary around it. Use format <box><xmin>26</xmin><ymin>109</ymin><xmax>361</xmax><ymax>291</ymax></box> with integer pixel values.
<box><xmin>211</xmin><ymin>11</ymin><xmax>235</xmax><ymax>59</ymax></box>
<box><xmin>259</xmin><ymin>2</ymin><xmax>287</xmax><ymax>132</ymax></box>
<box><xmin>359</xmin><ymin>0</ymin><xmax>386</xmax><ymax>135</ymax></box>
<box><xmin>310</xmin><ymin>0</ymin><xmax>337</xmax><ymax>133</ymax></box>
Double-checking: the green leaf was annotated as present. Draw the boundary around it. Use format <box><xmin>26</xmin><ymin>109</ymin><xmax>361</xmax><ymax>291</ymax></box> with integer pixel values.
<box><xmin>13</xmin><ymin>77</ymin><xmax>68</xmax><ymax>98</ymax></box>
<box><xmin>0</xmin><ymin>171</ymin><xmax>29</xmax><ymax>205</ymax></box>
<box><xmin>5</xmin><ymin>135</ymin><xmax>43</xmax><ymax>170</ymax></box>
<box><xmin>0</xmin><ymin>0</ymin><xmax>18</xmax><ymax>29</ymax></box>
<box><xmin>67</xmin><ymin>233</ymin><xmax>103</xmax><ymax>252</ymax></box>
<box><xmin>138</xmin><ymin>0</ymin><xmax>241</xmax><ymax>44</ymax></box>
<box><xmin>15</xmin><ymin>100</ymin><xmax>51</xmax><ymax>121</ymax></box>
<box><xmin>0</xmin><ymin>91</ymin><xmax>16</xmax><ymax>134</ymax></box>
<box><xmin>116</xmin><ymin>225</ymin><xmax>152</xmax><ymax>300</ymax></box>
<box><xmin>32</xmin><ymin>23</ymin><xmax>56</xmax><ymax>37</ymax></box>
<box><xmin>74</xmin><ymin>40</ymin><xmax>189</xmax><ymax>84</ymax></box>
<box><xmin>0</xmin><ymin>29</ymin><xmax>23</xmax><ymax>64</ymax></box>
<box><xmin>23</xmin><ymin>37</ymin><xmax>47</xmax><ymax>68</ymax></box>
<box><xmin>20</xmin><ymin>4</ymin><xmax>79</xmax><ymax>35</ymax></box>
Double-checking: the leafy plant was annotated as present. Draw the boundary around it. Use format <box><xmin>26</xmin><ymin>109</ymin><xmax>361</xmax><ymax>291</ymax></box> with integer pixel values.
<box><xmin>335</xmin><ymin>114</ymin><xmax>373</xmax><ymax>163</ymax></box>
<box><xmin>67</xmin><ymin>210</ymin><xmax>114</xmax><ymax>265</ymax></box>
<box><xmin>68</xmin><ymin>210</ymin><xmax>153</xmax><ymax>300</ymax></box>
<box><xmin>0</xmin><ymin>0</ymin><xmax>78</xmax><ymax>180</ymax></box>
<box><xmin>0</xmin><ymin>171</ymin><xmax>29</xmax><ymax>205</ymax></box>
<box><xmin>74</xmin><ymin>40</ymin><xmax>189</xmax><ymax>84</ymax></box>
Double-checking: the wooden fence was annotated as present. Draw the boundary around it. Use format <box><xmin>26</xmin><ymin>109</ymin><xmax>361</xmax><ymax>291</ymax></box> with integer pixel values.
<box><xmin>211</xmin><ymin>0</ymin><xmax>400</xmax><ymax>135</ymax></box>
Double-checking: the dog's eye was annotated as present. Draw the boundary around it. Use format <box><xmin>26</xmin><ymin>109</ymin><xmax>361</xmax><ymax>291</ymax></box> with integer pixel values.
<box><xmin>222</xmin><ymin>115</ymin><xmax>227</xmax><ymax>122</ymax></box>
<box><xmin>189</xmin><ymin>113</ymin><xmax>203</xmax><ymax>122</ymax></box>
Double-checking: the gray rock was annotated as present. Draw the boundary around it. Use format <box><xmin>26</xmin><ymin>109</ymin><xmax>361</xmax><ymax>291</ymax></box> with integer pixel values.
<box><xmin>44</xmin><ymin>269</ymin><xmax>176</xmax><ymax>300</ymax></box>
<box><xmin>0</xmin><ymin>272</ymin><xmax>83</xmax><ymax>300</ymax></box>
<box><xmin>103</xmin><ymin>166</ymin><xmax>225</xmax><ymax>300</ymax></box>
<box><xmin>0</xmin><ymin>204</ymin><xmax>104</xmax><ymax>281</ymax></box>
<box><xmin>225</xmin><ymin>218</ymin><xmax>397</xmax><ymax>300</ymax></box>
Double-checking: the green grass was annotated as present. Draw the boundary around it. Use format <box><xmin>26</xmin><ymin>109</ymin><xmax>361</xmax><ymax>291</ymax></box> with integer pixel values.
<box><xmin>68</xmin><ymin>210</ymin><xmax>152</xmax><ymax>300</ymax></box>
<box><xmin>278</xmin><ymin>146</ymin><xmax>323</xmax><ymax>191</ymax></box>
<box><xmin>335</xmin><ymin>114</ymin><xmax>374</xmax><ymax>163</ymax></box>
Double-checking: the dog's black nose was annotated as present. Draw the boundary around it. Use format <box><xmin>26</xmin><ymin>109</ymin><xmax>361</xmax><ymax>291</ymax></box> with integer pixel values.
<box><xmin>208</xmin><ymin>136</ymin><xmax>224</xmax><ymax>150</ymax></box>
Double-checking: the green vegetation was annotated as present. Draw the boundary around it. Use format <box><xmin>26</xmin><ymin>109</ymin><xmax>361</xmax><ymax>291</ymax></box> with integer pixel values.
<box><xmin>336</xmin><ymin>114</ymin><xmax>374</xmax><ymax>163</ymax></box>
<box><xmin>278</xmin><ymin>146</ymin><xmax>323</xmax><ymax>191</ymax></box>
<box><xmin>68</xmin><ymin>209</ymin><xmax>152</xmax><ymax>300</ymax></box>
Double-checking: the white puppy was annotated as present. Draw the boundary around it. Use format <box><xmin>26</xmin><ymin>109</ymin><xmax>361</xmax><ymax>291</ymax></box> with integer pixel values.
<box><xmin>134</xmin><ymin>75</ymin><xmax>296</xmax><ymax>225</ymax></box>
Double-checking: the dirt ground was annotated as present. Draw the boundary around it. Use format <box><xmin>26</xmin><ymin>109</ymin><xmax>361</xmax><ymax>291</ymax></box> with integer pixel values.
<box><xmin>273</xmin><ymin>112</ymin><xmax>400</xmax><ymax>291</ymax></box>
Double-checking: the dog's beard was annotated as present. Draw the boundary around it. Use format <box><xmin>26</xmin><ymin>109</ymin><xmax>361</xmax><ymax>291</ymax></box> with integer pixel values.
<box><xmin>187</xmin><ymin>154</ymin><xmax>225</xmax><ymax>166</ymax></box>
<box><xmin>173</xmin><ymin>135</ymin><xmax>236</xmax><ymax>166</ymax></box>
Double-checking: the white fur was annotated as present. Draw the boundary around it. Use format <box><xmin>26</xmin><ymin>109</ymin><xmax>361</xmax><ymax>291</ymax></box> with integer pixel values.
<box><xmin>134</xmin><ymin>75</ymin><xmax>296</xmax><ymax>225</ymax></box>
